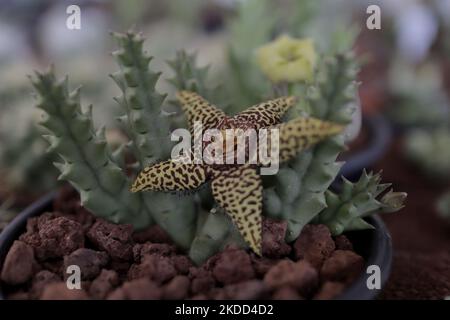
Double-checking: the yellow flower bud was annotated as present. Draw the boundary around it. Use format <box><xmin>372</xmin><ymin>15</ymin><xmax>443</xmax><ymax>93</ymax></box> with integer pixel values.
<box><xmin>256</xmin><ymin>35</ymin><xmax>317</xmax><ymax>83</ymax></box>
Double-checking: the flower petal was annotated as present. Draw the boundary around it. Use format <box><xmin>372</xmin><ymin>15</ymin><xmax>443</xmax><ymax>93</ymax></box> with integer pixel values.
<box><xmin>269</xmin><ymin>117</ymin><xmax>344</xmax><ymax>163</ymax></box>
<box><xmin>131</xmin><ymin>160</ymin><xmax>207</xmax><ymax>192</ymax></box>
<box><xmin>210</xmin><ymin>165</ymin><xmax>262</xmax><ymax>255</ymax></box>
<box><xmin>233</xmin><ymin>96</ymin><xmax>297</xmax><ymax>129</ymax></box>
<box><xmin>176</xmin><ymin>91</ymin><xmax>226</xmax><ymax>133</ymax></box>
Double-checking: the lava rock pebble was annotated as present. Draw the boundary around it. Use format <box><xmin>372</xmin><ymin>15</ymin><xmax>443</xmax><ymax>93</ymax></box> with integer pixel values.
<box><xmin>132</xmin><ymin>225</ymin><xmax>173</xmax><ymax>244</ymax></box>
<box><xmin>1</xmin><ymin>241</ymin><xmax>37</xmax><ymax>285</ymax></box>
<box><xmin>212</xmin><ymin>280</ymin><xmax>268</xmax><ymax>300</ymax></box>
<box><xmin>334</xmin><ymin>235</ymin><xmax>354</xmax><ymax>251</ymax></box>
<box><xmin>133</xmin><ymin>242</ymin><xmax>176</xmax><ymax>262</ymax></box>
<box><xmin>63</xmin><ymin>248</ymin><xmax>109</xmax><ymax>280</ymax></box>
<box><xmin>163</xmin><ymin>275</ymin><xmax>190</xmax><ymax>299</ymax></box>
<box><xmin>293</xmin><ymin>224</ymin><xmax>335</xmax><ymax>269</ymax></box>
<box><xmin>262</xmin><ymin>218</ymin><xmax>291</xmax><ymax>258</ymax></box>
<box><xmin>272</xmin><ymin>286</ymin><xmax>303</xmax><ymax>300</ymax></box>
<box><xmin>89</xmin><ymin>269</ymin><xmax>120</xmax><ymax>299</ymax></box>
<box><xmin>128</xmin><ymin>254</ymin><xmax>176</xmax><ymax>284</ymax></box>
<box><xmin>107</xmin><ymin>278</ymin><xmax>162</xmax><ymax>300</ymax></box>
<box><xmin>189</xmin><ymin>267</ymin><xmax>216</xmax><ymax>295</ymax></box>
<box><xmin>210</xmin><ymin>248</ymin><xmax>255</xmax><ymax>285</ymax></box>
<box><xmin>320</xmin><ymin>250</ymin><xmax>365</xmax><ymax>284</ymax></box>
<box><xmin>87</xmin><ymin>219</ymin><xmax>134</xmax><ymax>261</ymax></box>
<box><xmin>30</xmin><ymin>270</ymin><xmax>61</xmax><ymax>299</ymax></box>
<box><xmin>40</xmin><ymin>282</ymin><xmax>89</xmax><ymax>300</ymax></box>
<box><xmin>264</xmin><ymin>260</ymin><xmax>318</xmax><ymax>296</ymax></box>
<box><xmin>20</xmin><ymin>214</ymin><xmax>84</xmax><ymax>260</ymax></box>
<box><xmin>314</xmin><ymin>281</ymin><xmax>345</xmax><ymax>300</ymax></box>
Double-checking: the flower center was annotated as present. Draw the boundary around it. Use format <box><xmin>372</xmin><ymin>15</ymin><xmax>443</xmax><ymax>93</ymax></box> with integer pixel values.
<box><xmin>279</xmin><ymin>46</ymin><xmax>302</xmax><ymax>63</ymax></box>
<box><xmin>202</xmin><ymin>117</ymin><xmax>257</xmax><ymax>171</ymax></box>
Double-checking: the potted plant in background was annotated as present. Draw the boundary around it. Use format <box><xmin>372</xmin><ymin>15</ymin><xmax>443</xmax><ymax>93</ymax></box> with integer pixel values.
<box><xmin>0</xmin><ymin>27</ymin><xmax>406</xmax><ymax>300</ymax></box>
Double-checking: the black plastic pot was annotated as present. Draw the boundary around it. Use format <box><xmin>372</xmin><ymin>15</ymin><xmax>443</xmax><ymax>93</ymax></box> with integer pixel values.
<box><xmin>335</xmin><ymin>214</ymin><xmax>392</xmax><ymax>300</ymax></box>
<box><xmin>0</xmin><ymin>192</ymin><xmax>392</xmax><ymax>300</ymax></box>
<box><xmin>339</xmin><ymin>114</ymin><xmax>392</xmax><ymax>181</ymax></box>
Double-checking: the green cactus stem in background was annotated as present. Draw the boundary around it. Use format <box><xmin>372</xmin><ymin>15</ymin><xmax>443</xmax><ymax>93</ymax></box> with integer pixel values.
<box><xmin>315</xmin><ymin>170</ymin><xmax>406</xmax><ymax>235</ymax></box>
<box><xmin>166</xmin><ymin>50</ymin><xmax>220</xmax><ymax>103</ymax></box>
<box><xmin>110</xmin><ymin>31</ymin><xmax>171</xmax><ymax>166</ymax></box>
<box><xmin>0</xmin><ymin>124</ymin><xmax>57</xmax><ymax>194</ymax></box>
<box><xmin>226</xmin><ymin>0</ymin><xmax>275</xmax><ymax>109</ymax></box>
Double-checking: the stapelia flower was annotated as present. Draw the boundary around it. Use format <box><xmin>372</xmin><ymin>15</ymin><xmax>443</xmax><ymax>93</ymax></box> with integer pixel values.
<box><xmin>131</xmin><ymin>91</ymin><xmax>343</xmax><ymax>255</ymax></box>
<box><xmin>256</xmin><ymin>35</ymin><xmax>317</xmax><ymax>83</ymax></box>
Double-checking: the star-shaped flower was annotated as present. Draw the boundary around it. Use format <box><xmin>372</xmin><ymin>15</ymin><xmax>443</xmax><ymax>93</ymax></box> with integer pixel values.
<box><xmin>131</xmin><ymin>91</ymin><xmax>343</xmax><ymax>254</ymax></box>
<box><xmin>256</xmin><ymin>35</ymin><xmax>317</xmax><ymax>83</ymax></box>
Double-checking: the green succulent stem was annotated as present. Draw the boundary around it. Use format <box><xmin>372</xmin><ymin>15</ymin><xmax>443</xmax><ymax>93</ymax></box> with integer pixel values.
<box><xmin>110</xmin><ymin>31</ymin><xmax>197</xmax><ymax>249</ymax></box>
<box><xmin>167</xmin><ymin>51</ymin><xmax>220</xmax><ymax>102</ymax></box>
<box><xmin>316</xmin><ymin>170</ymin><xmax>406</xmax><ymax>235</ymax></box>
<box><xmin>32</xmin><ymin>70</ymin><xmax>150</xmax><ymax>227</ymax></box>
<box><xmin>264</xmin><ymin>51</ymin><xmax>358</xmax><ymax>242</ymax></box>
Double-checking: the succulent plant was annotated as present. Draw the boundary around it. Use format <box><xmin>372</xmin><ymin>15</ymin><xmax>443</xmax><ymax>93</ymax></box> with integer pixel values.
<box><xmin>262</xmin><ymin>51</ymin><xmax>359</xmax><ymax>242</ymax></box>
<box><xmin>316</xmin><ymin>170</ymin><xmax>407</xmax><ymax>235</ymax></box>
<box><xmin>163</xmin><ymin>41</ymin><xmax>404</xmax><ymax>263</ymax></box>
<box><xmin>222</xmin><ymin>4</ymin><xmax>381</xmax><ymax>244</ymax></box>
<box><xmin>32</xmin><ymin>30</ymin><xmax>406</xmax><ymax>266</ymax></box>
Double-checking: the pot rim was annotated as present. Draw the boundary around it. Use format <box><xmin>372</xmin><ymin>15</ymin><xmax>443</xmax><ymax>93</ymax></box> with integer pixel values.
<box><xmin>0</xmin><ymin>192</ymin><xmax>392</xmax><ymax>300</ymax></box>
<box><xmin>335</xmin><ymin>214</ymin><xmax>392</xmax><ymax>300</ymax></box>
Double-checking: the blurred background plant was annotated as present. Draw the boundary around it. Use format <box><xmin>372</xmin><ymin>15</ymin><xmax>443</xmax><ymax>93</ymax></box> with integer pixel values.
<box><xmin>403</xmin><ymin>127</ymin><xmax>450</xmax><ymax>182</ymax></box>
<box><xmin>437</xmin><ymin>190</ymin><xmax>450</xmax><ymax>220</ymax></box>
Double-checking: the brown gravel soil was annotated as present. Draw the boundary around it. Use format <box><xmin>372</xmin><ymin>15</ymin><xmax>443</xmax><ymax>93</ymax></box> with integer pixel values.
<box><xmin>374</xmin><ymin>138</ymin><xmax>450</xmax><ymax>300</ymax></box>
<box><xmin>0</xmin><ymin>186</ymin><xmax>367</xmax><ymax>300</ymax></box>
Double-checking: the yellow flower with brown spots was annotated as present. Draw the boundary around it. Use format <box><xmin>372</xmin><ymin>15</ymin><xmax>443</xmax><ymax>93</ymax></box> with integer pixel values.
<box><xmin>256</xmin><ymin>35</ymin><xmax>317</xmax><ymax>83</ymax></box>
<box><xmin>131</xmin><ymin>91</ymin><xmax>343</xmax><ymax>255</ymax></box>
